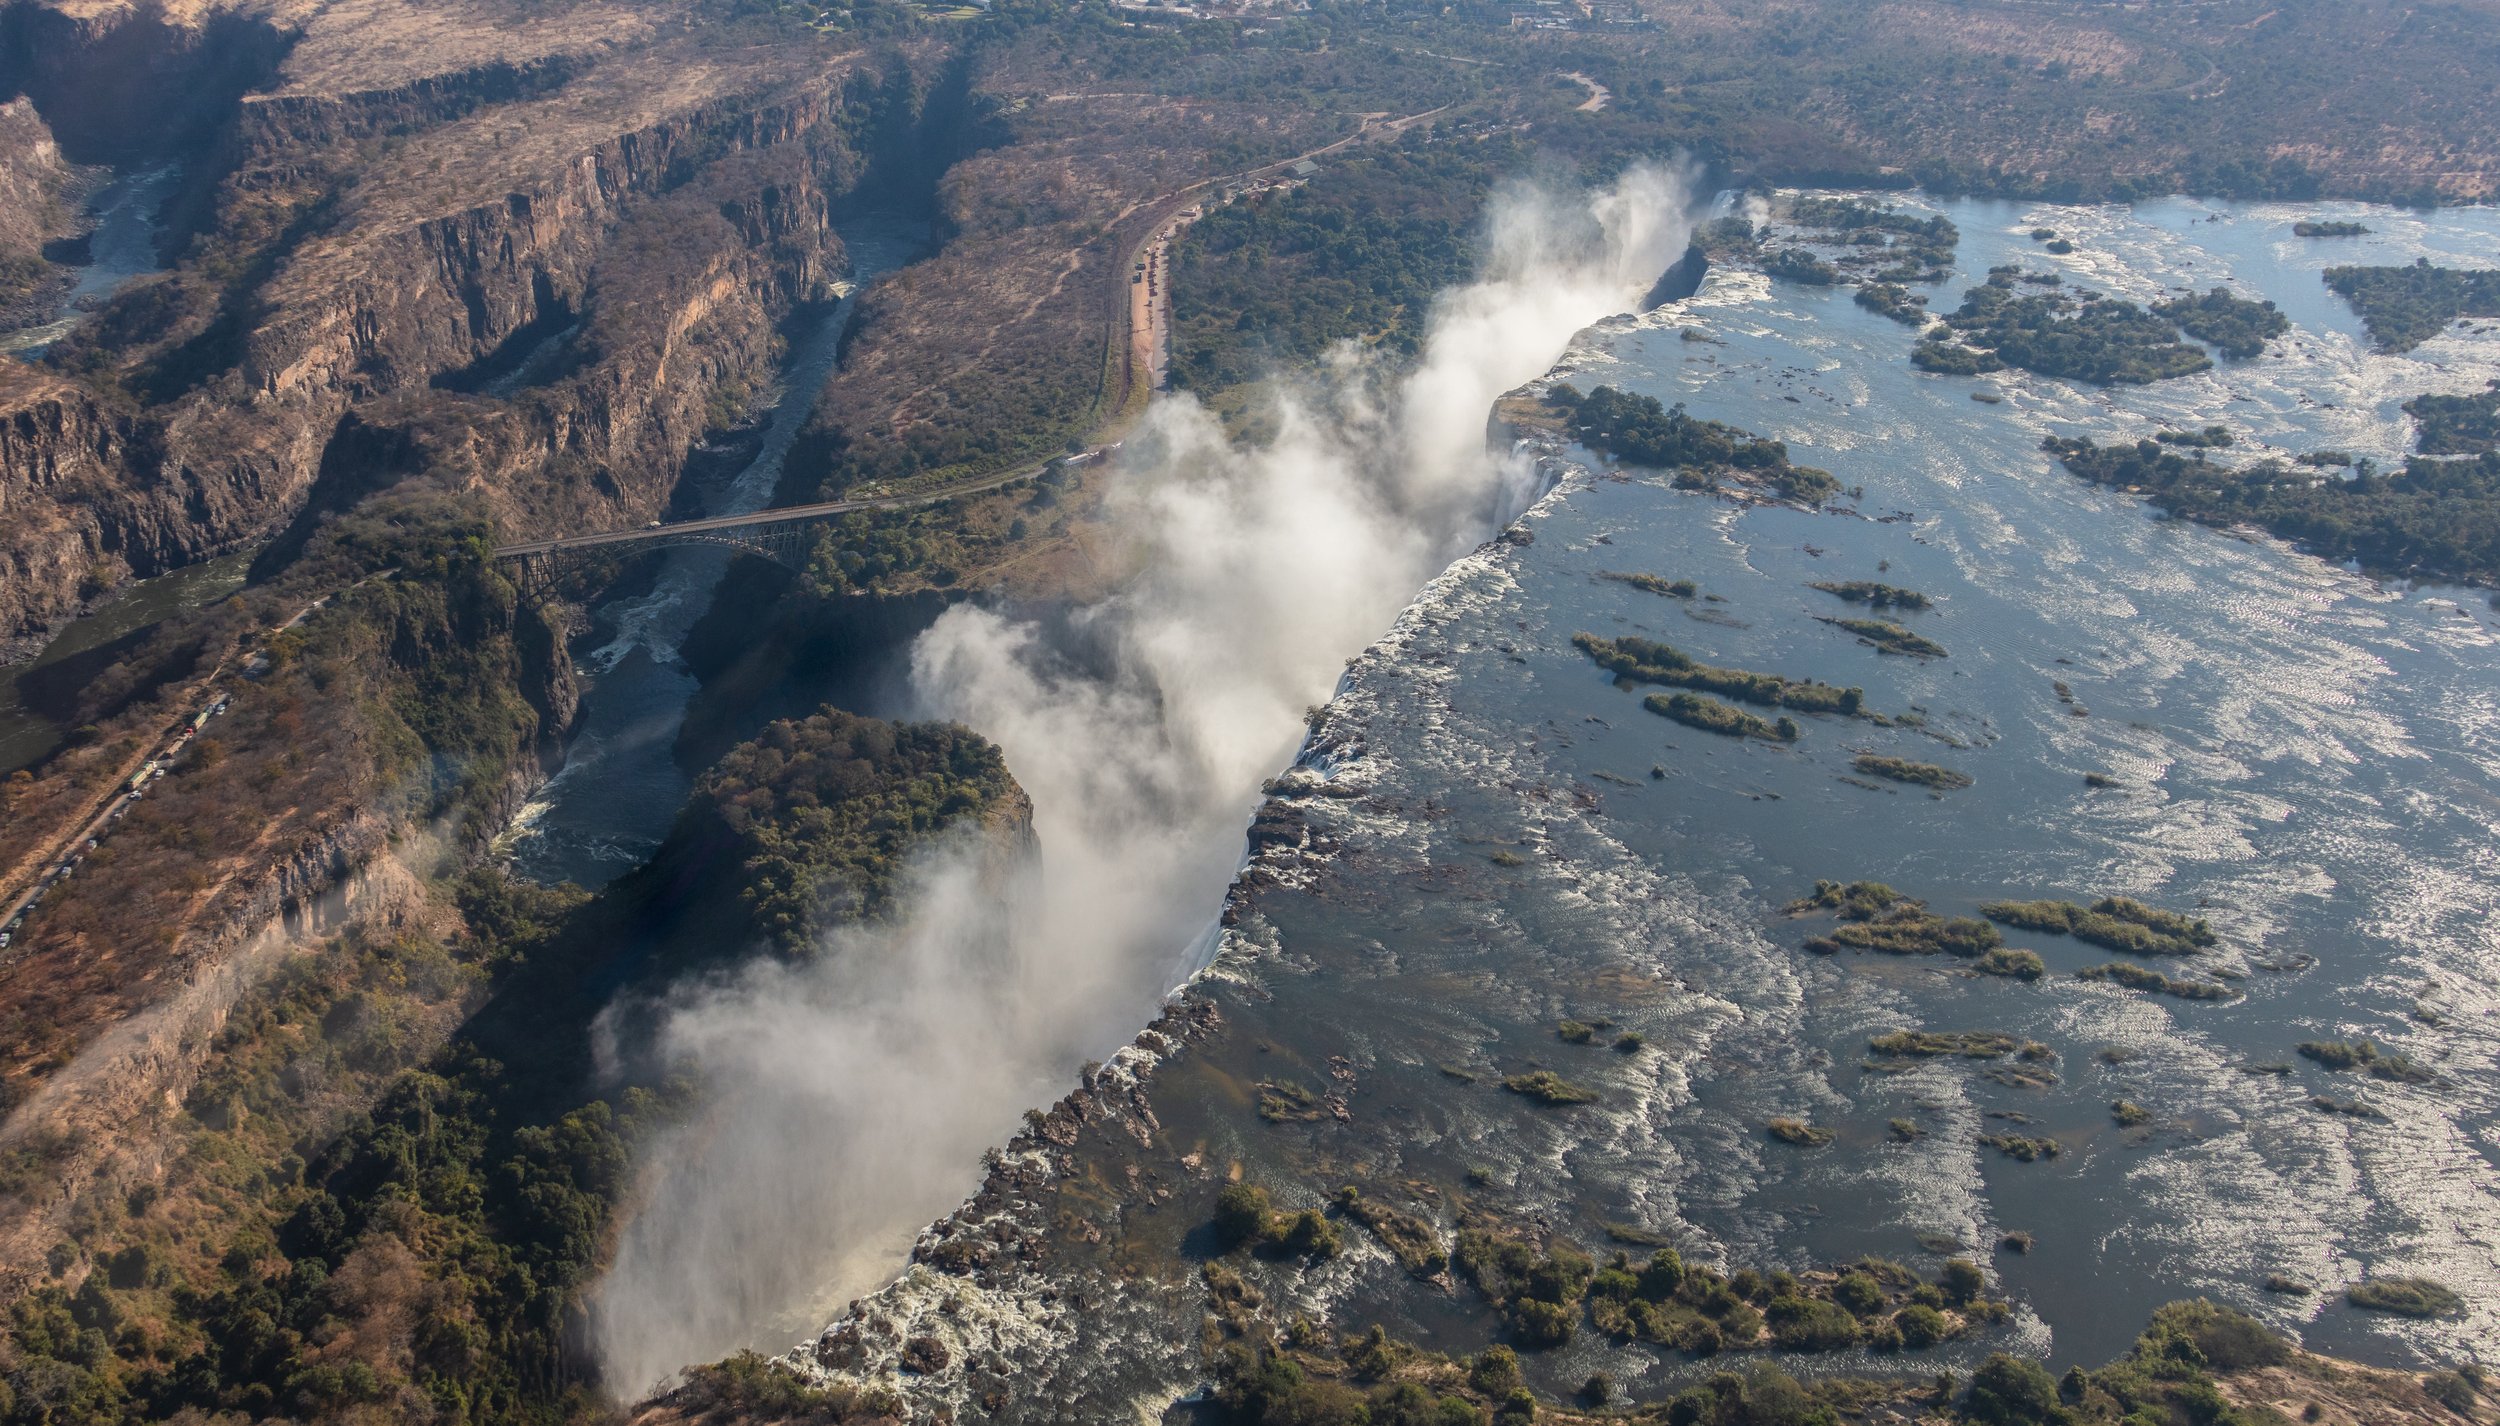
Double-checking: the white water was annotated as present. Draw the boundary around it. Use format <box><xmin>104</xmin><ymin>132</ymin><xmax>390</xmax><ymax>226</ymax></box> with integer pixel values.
<box><xmin>586</xmin><ymin>163</ymin><xmax>1701</xmax><ymax>1398</ymax></box>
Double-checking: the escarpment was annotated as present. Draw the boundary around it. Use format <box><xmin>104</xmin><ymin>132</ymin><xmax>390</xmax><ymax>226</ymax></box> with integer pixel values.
<box><xmin>0</xmin><ymin>96</ymin><xmax>71</xmax><ymax>316</ymax></box>
<box><xmin>0</xmin><ymin>0</ymin><xmax>292</xmax><ymax>164</ymax></box>
<box><xmin>0</xmin><ymin>0</ymin><xmax>956</xmax><ymax>648</ymax></box>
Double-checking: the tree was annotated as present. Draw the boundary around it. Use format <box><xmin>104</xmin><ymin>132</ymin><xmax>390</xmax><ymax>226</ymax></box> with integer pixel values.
<box><xmin>1965</xmin><ymin>1354</ymin><xmax>2061</xmax><ymax>1426</ymax></box>
<box><xmin>1213</xmin><ymin>1182</ymin><xmax>1276</xmax><ymax>1250</ymax></box>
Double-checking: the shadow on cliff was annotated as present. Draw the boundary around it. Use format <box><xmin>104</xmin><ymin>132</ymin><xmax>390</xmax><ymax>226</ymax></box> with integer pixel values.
<box><xmin>671</xmin><ymin>563</ymin><xmax>964</xmax><ymax>773</ymax></box>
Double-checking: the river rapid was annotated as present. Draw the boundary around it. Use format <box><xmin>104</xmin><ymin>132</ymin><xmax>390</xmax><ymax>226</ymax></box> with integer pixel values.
<box><xmin>503</xmin><ymin>214</ymin><xmax>930</xmax><ymax>886</ymax></box>
<box><xmin>583</xmin><ymin>187</ymin><xmax>2500</xmax><ymax>1407</ymax></box>
<box><xmin>1194</xmin><ymin>192</ymin><xmax>2500</xmax><ymax>1377</ymax></box>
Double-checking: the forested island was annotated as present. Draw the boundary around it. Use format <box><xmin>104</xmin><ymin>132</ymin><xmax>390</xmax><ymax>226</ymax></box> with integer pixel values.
<box><xmin>1550</xmin><ymin>385</ymin><xmax>1843</xmax><ymax>503</ymax></box>
<box><xmin>2152</xmin><ymin>289</ymin><xmax>2290</xmax><ymax>360</ymax></box>
<box><xmin>2324</xmin><ymin>261</ymin><xmax>2500</xmax><ymax>352</ymax></box>
<box><xmin>2403</xmin><ymin>384</ymin><xmax>2500</xmax><ymax>455</ymax></box>
<box><xmin>1917</xmin><ymin>270</ymin><xmax>2214</xmax><ymax>384</ymax></box>
<box><xmin>1575</xmin><ymin>633</ymin><xmax>1866</xmax><ymax>716</ymax></box>
<box><xmin>2041</xmin><ymin>436</ymin><xmax>2500</xmax><ymax>585</ymax></box>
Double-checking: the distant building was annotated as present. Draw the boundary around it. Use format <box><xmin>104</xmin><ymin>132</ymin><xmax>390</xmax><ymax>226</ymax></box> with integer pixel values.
<box><xmin>1285</xmin><ymin>159</ymin><xmax>1320</xmax><ymax>179</ymax></box>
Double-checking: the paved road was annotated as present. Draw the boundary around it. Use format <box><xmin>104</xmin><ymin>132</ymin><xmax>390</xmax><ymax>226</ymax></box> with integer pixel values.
<box><xmin>494</xmin><ymin>105</ymin><xmax>1446</xmax><ymax>565</ymax></box>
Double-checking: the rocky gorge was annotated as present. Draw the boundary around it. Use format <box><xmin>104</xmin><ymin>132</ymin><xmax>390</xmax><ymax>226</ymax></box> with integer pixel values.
<box><xmin>0</xmin><ymin>0</ymin><xmax>956</xmax><ymax>650</ymax></box>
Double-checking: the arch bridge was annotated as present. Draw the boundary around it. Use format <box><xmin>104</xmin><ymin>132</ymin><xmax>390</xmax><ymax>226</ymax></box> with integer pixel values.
<box><xmin>491</xmin><ymin>501</ymin><xmax>871</xmax><ymax>591</ymax></box>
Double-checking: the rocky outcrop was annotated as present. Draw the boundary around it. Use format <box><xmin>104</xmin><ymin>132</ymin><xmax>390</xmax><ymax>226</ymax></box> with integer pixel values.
<box><xmin>0</xmin><ymin>3</ymin><xmax>957</xmax><ymax>652</ymax></box>
<box><xmin>0</xmin><ymin>803</ymin><xmax>409</xmax><ymax>1295</ymax></box>
<box><xmin>0</xmin><ymin>0</ymin><xmax>291</xmax><ymax>164</ymax></box>
<box><xmin>0</xmin><ymin>96</ymin><xmax>71</xmax><ymax>316</ymax></box>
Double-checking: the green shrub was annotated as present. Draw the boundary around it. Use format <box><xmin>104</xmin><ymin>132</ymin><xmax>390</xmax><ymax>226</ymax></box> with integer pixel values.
<box><xmin>1832</xmin><ymin>1271</ymin><xmax>1885</xmax><ymax>1316</ymax></box>
<box><xmin>1468</xmin><ymin>1346</ymin><xmax>1523</xmax><ymax>1399</ymax></box>
<box><xmin>1501</xmin><ymin>1071</ymin><xmax>1597</xmax><ymax>1105</ymax></box>
<box><xmin>2345</xmin><ymin>1276</ymin><xmax>2463</xmax><ymax>1318</ymax></box>
<box><xmin>1767</xmin><ymin>1296</ymin><xmax>1861</xmax><ymax>1350</ymax></box>
<box><xmin>1279</xmin><ymin>1210</ymin><xmax>1343</xmax><ymax>1261</ymax></box>
<box><xmin>1966</xmin><ymin>1353</ymin><xmax>2062</xmax><ymax>1426</ymax></box>
<box><xmin>2142</xmin><ymin>1300</ymin><xmax>2290</xmax><ymax>1370</ymax></box>
<box><xmin>1214</xmin><ymin>1182</ymin><xmax>1277</xmax><ymax>1249</ymax></box>
<box><xmin>1976</xmin><ymin>948</ymin><xmax>2046</xmax><ymax>980</ymax></box>
<box><xmin>1940</xmin><ymin>1258</ymin><xmax>1987</xmax><ymax>1304</ymax></box>
<box><xmin>1879</xmin><ymin>1304</ymin><xmax>1942</xmax><ymax>1350</ymax></box>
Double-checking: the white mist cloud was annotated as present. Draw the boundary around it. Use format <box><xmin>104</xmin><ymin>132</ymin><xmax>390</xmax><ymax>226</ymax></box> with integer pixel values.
<box><xmin>586</xmin><ymin>161</ymin><xmax>1698</xmax><ymax>1398</ymax></box>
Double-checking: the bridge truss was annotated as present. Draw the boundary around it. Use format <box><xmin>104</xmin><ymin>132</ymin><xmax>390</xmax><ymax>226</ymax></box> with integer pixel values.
<box><xmin>501</xmin><ymin>516</ymin><xmax>830</xmax><ymax>594</ymax></box>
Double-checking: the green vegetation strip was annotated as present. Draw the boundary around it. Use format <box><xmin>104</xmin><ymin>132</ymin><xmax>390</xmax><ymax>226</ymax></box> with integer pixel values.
<box><xmin>1600</xmin><ymin>571</ymin><xmax>1699</xmax><ymax>598</ymax></box>
<box><xmin>1550</xmin><ymin>385</ymin><xmax>1844</xmax><ymax>504</ymax></box>
<box><xmin>1980</xmin><ymin>1133</ymin><xmax>2062</xmax><ymax>1162</ymax></box>
<box><xmin>1975</xmin><ymin>948</ymin><xmax>2045</xmax><ymax>980</ymax></box>
<box><xmin>1981</xmin><ymin>895</ymin><xmax>2216</xmax><ymax>956</ymax></box>
<box><xmin>2296</xmin><ymin>1038</ymin><xmax>2435</xmax><ymax>1084</ymax></box>
<box><xmin>1791</xmin><ymin>881</ymin><xmax>2001</xmax><ymax>958</ymax></box>
<box><xmin>1646</xmin><ymin>692</ymin><xmax>1798</xmax><ymax>741</ymax></box>
<box><xmin>2078</xmin><ymin>962</ymin><xmax>2237</xmax><ymax>1001</ymax></box>
<box><xmin>1870</xmin><ymin>1029</ymin><xmax>2019</xmax><ymax>1058</ymax></box>
<box><xmin>2345</xmin><ymin>1276</ymin><xmax>2464</xmax><ymax>1318</ymax></box>
<box><xmin>1819</xmin><ymin>617</ymin><xmax>1947</xmax><ymax>657</ymax></box>
<box><xmin>1851</xmin><ymin>755</ymin><xmax>1972</xmax><ymax>790</ymax></box>
<box><xmin>1575</xmin><ymin>633</ymin><xmax>1865</xmax><ymax>715</ymax></box>
<box><xmin>1811</xmin><ymin>579</ymin><xmax>1931</xmax><ymax>609</ymax></box>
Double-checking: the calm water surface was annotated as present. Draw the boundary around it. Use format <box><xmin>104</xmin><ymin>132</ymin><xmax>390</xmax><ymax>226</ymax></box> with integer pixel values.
<box><xmin>1</xmin><ymin>164</ymin><xmax>178</xmax><ymax>357</ymax></box>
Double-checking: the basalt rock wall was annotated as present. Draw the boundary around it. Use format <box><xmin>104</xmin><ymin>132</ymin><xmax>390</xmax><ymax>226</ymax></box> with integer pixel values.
<box><xmin>0</xmin><ymin>14</ymin><xmax>960</xmax><ymax>653</ymax></box>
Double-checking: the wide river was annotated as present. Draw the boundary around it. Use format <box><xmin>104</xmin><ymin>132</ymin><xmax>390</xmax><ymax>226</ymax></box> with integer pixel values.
<box><xmin>1190</xmin><ymin>193</ymin><xmax>2499</xmax><ymax>1379</ymax></box>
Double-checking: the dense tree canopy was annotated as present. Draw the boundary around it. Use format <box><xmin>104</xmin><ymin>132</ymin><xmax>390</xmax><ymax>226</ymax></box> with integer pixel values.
<box><xmin>690</xmin><ymin>708</ymin><xmax>1022</xmax><ymax>950</ymax></box>
<box><xmin>2043</xmin><ymin>436</ymin><xmax>2500</xmax><ymax>585</ymax></box>
<box><xmin>2324</xmin><ymin>261</ymin><xmax>2500</xmax><ymax>352</ymax></box>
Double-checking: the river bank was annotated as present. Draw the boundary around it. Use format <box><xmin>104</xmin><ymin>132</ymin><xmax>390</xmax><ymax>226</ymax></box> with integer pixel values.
<box><xmin>502</xmin><ymin>214</ymin><xmax>930</xmax><ymax>887</ymax></box>
<box><xmin>733</xmin><ymin>194</ymin><xmax>2500</xmax><ymax>1420</ymax></box>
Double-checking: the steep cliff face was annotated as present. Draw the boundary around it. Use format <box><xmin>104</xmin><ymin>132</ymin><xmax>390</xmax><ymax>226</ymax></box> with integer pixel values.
<box><xmin>0</xmin><ymin>0</ymin><xmax>291</xmax><ymax>164</ymax></box>
<box><xmin>0</xmin><ymin>535</ymin><xmax>579</xmax><ymax>1289</ymax></box>
<box><xmin>0</xmin><ymin>0</ymin><xmax>954</xmax><ymax>651</ymax></box>
<box><xmin>0</xmin><ymin>805</ymin><xmax>411</xmax><ymax>1295</ymax></box>
<box><xmin>0</xmin><ymin>96</ymin><xmax>71</xmax><ymax>315</ymax></box>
